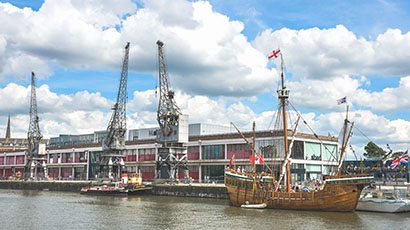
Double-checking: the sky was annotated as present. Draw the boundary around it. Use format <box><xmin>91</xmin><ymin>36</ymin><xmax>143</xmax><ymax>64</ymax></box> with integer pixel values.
<box><xmin>0</xmin><ymin>0</ymin><xmax>410</xmax><ymax>159</ymax></box>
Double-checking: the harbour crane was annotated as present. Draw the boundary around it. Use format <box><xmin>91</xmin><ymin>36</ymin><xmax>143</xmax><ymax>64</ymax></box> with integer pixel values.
<box><xmin>25</xmin><ymin>72</ymin><xmax>47</xmax><ymax>179</ymax></box>
<box><xmin>155</xmin><ymin>40</ymin><xmax>190</xmax><ymax>183</ymax></box>
<box><xmin>100</xmin><ymin>42</ymin><xmax>130</xmax><ymax>180</ymax></box>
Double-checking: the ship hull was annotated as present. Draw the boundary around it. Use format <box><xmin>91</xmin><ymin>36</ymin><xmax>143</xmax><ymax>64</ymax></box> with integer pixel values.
<box><xmin>80</xmin><ymin>186</ymin><xmax>128</xmax><ymax>196</ymax></box>
<box><xmin>225</xmin><ymin>170</ymin><xmax>373</xmax><ymax>212</ymax></box>
<box><xmin>127</xmin><ymin>184</ymin><xmax>153</xmax><ymax>195</ymax></box>
<box><xmin>356</xmin><ymin>199</ymin><xmax>410</xmax><ymax>213</ymax></box>
<box><xmin>80</xmin><ymin>189</ymin><xmax>128</xmax><ymax>196</ymax></box>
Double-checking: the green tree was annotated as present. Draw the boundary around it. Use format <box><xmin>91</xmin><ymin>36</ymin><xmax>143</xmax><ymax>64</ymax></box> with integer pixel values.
<box><xmin>363</xmin><ymin>141</ymin><xmax>385</xmax><ymax>158</ymax></box>
<box><xmin>392</xmin><ymin>151</ymin><xmax>404</xmax><ymax>158</ymax></box>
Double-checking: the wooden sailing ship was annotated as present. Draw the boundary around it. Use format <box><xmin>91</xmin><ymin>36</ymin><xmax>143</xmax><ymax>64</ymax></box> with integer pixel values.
<box><xmin>225</xmin><ymin>52</ymin><xmax>374</xmax><ymax>212</ymax></box>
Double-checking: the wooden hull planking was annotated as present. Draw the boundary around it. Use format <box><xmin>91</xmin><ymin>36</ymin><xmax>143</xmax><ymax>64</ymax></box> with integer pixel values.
<box><xmin>225</xmin><ymin>170</ymin><xmax>372</xmax><ymax>212</ymax></box>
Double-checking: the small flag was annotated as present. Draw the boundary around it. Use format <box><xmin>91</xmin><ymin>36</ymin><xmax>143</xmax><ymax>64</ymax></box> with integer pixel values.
<box><xmin>229</xmin><ymin>154</ymin><xmax>235</xmax><ymax>169</ymax></box>
<box><xmin>250</xmin><ymin>154</ymin><xmax>264</xmax><ymax>164</ymax></box>
<box><xmin>268</xmin><ymin>49</ymin><xmax>281</xmax><ymax>59</ymax></box>
<box><xmin>336</xmin><ymin>96</ymin><xmax>347</xmax><ymax>105</ymax></box>
<box><xmin>257</xmin><ymin>154</ymin><xmax>264</xmax><ymax>164</ymax></box>
<box><xmin>390</xmin><ymin>150</ymin><xmax>408</xmax><ymax>169</ymax></box>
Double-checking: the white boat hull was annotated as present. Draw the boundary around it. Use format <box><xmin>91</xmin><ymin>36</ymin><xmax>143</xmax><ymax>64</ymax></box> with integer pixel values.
<box><xmin>356</xmin><ymin>199</ymin><xmax>410</xmax><ymax>213</ymax></box>
<box><xmin>240</xmin><ymin>203</ymin><xmax>267</xmax><ymax>209</ymax></box>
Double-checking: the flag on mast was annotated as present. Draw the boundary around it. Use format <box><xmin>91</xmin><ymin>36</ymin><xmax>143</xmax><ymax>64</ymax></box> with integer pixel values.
<box><xmin>336</xmin><ymin>96</ymin><xmax>347</xmax><ymax>105</ymax></box>
<box><xmin>390</xmin><ymin>150</ymin><xmax>408</xmax><ymax>169</ymax></box>
<box><xmin>268</xmin><ymin>49</ymin><xmax>281</xmax><ymax>59</ymax></box>
<box><xmin>229</xmin><ymin>154</ymin><xmax>235</xmax><ymax>169</ymax></box>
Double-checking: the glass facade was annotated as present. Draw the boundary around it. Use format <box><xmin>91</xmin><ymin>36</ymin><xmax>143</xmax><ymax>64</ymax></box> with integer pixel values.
<box><xmin>322</xmin><ymin>165</ymin><xmax>337</xmax><ymax>176</ymax></box>
<box><xmin>291</xmin><ymin>140</ymin><xmax>304</xmax><ymax>159</ymax></box>
<box><xmin>227</xmin><ymin>143</ymin><xmax>251</xmax><ymax>159</ymax></box>
<box><xmin>140</xmin><ymin>166</ymin><xmax>155</xmax><ymax>181</ymax></box>
<box><xmin>75</xmin><ymin>152</ymin><xmax>86</xmax><ymax>163</ymax></box>
<box><xmin>323</xmin><ymin>144</ymin><xmax>337</xmax><ymax>161</ymax></box>
<box><xmin>125</xmin><ymin>149</ymin><xmax>137</xmax><ymax>162</ymax></box>
<box><xmin>88</xmin><ymin>151</ymin><xmax>102</xmax><ymax>180</ymax></box>
<box><xmin>62</xmin><ymin>153</ymin><xmax>72</xmax><ymax>163</ymax></box>
<box><xmin>272</xmin><ymin>139</ymin><xmax>285</xmax><ymax>159</ymax></box>
<box><xmin>188</xmin><ymin>146</ymin><xmax>199</xmax><ymax>160</ymax></box>
<box><xmin>305</xmin><ymin>142</ymin><xmax>321</xmax><ymax>160</ymax></box>
<box><xmin>255</xmin><ymin>139</ymin><xmax>274</xmax><ymax>158</ymax></box>
<box><xmin>202</xmin><ymin>145</ymin><xmax>224</xmax><ymax>160</ymax></box>
<box><xmin>202</xmin><ymin>165</ymin><xmax>224</xmax><ymax>182</ymax></box>
<box><xmin>306</xmin><ymin>164</ymin><xmax>322</xmax><ymax>180</ymax></box>
<box><xmin>138</xmin><ymin>148</ymin><xmax>155</xmax><ymax>161</ymax></box>
<box><xmin>126</xmin><ymin>166</ymin><xmax>137</xmax><ymax>173</ymax></box>
<box><xmin>74</xmin><ymin>167</ymin><xmax>86</xmax><ymax>180</ymax></box>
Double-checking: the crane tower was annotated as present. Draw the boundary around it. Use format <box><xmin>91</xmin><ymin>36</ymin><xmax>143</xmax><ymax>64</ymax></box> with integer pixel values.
<box><xmin>155</xmin><ymin>40</ymin><xmax>190</xmax><ymax>183</ymax></box>
<box><xmin>25</xmin><ymin>72</ymin><xmax>47</xmax><ymax>179</ymax></box>
<box><xmin>100</xmin><ymin>42</ymin><xmax>130</xmax><ymax>180</ymax></box>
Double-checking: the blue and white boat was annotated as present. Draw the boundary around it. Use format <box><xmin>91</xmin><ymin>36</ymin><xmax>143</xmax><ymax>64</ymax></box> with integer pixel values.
<box><xmin>356</xmin><ymin>191</ymin><xmax>410</xmax><ymax>213</ymax></box>
<box><xmin>356</xmin><ymin>198</ymin><xmax>410</xmax><ymax>213</ymax></box>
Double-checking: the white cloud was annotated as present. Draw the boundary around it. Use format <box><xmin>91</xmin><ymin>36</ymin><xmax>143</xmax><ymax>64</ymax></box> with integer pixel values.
<box><xmin>283</xmin><ymin>73</ymin><xmax>410</xmax><ymax>113</ymax></box>
<box><xmin>0</xmin><ymin>0</ymin><xmax>277</xmax><ymax>97</ymax></box>
<box><xmin>0</xmin><ymin>82</ymin><xmax>113</xmax><ymax>138</ymax></box>
<box><xmin>253</xmin><ymin>25</ymin><xmax>410</xmax><ymax>79</ymax></box>
<box><xmin>0</xmin><ymin>0</ymin><xmax>409</xmax><ymax>158</ymax></box>
<box><xmin>287</xmin><ymin>75</ymin><xmax>363</xmax><ymax>111</ymax></box>
<box><xmin>1</xmin><ymin>82</ymin><xmax>409</xmax><ymax>159</ymax></box>
<box><xmin>355</xmin><ymin>76</ymin><xmax>410</xmax><ymax>112</ymax></box>
<box><xmin>300</xmin><ymin>109</ymin><xmax>410</xmax><ymax>158</ymax></box>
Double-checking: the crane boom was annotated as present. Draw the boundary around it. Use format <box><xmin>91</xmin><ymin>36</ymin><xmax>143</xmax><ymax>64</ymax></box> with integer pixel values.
<box><xmin>155</xmin><ymin>40</ymin><xmax>190</xmax><ymax>183</ymax></box>
<box><xmin>28</xmin><ymin>72</ymin><xmax>42</xmax><ymax>152</ymax></box>
<box><xmin>103</xmin><ymin>42</ymin><xmax>130</xmax><ymax>151</ymax></box>
<box><xmin>25</xmin><ymin>72</ymin><xmax>47</xmax><ymax>179</ymax></box>
<box><xmin>156</xmin><ymin>40</ymin><xmax>181</xmax><ymax>143</ymax></box>
<box><xmin>100</xmin><ymin>42</ymin><xmax>130</xmax><ymax>179</ymax></box>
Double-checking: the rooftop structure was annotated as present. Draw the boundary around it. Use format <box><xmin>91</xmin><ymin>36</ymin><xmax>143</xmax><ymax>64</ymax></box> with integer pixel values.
<box><xmin>50</xmin><ymin>123</ymin><xmax>234</xmax><ymax>148</ymax></box>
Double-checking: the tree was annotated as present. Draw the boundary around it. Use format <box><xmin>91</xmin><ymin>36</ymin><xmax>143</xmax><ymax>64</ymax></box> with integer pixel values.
<box><xmin>363</xmin><ymin>142</ymin><xmax>385</xmax><ymax>158</ymax></box>
<box><xmin>392</xmin><ymin>151</ymin><xmax>404</xmax><ymax>158</ymax></box>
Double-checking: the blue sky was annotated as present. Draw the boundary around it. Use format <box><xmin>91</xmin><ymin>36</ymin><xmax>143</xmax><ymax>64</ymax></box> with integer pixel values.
<box><xmin>0</xmin><ymin>0</ymin><xmax>410</xmax><ymax>156</ymax></box>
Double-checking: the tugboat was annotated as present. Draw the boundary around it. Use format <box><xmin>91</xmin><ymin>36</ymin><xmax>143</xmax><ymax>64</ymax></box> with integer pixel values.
<box><xmin>80</xmin><ymin>172</ymin><xmax>152</xmax><ymax>196</ymax></box>
<box><xmin>125</xmin><ymin>172</ymin><xmax>153</xmax><ymax>195</ymax></box>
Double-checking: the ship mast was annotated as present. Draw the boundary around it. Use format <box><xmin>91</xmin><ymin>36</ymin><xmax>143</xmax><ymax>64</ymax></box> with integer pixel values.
<box><xmin>337</xmin><ymin>105</ymin><xmax>354</xmax><ymax>175</ymax></box>
<box><xmin>277</xmin><ymin>54</ymin><xmax>291</xmax><ymax>192</ymax></box>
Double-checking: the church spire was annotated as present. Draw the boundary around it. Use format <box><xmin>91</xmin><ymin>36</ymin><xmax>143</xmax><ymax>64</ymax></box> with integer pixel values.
<box><xmin>5</xmin><ymin>113</ymin><xmax>10</xmax><ymax>139</ymax></box>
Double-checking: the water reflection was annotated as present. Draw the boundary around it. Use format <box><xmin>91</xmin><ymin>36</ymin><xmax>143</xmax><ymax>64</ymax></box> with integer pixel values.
<box><xmin>1</xmin><ymin>190</ymin><xmax>410</xmax><ymax>230</ymax></box>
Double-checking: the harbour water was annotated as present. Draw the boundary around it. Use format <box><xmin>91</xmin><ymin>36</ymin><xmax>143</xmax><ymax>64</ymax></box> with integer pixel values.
<box><xmin>1</xmin><ymin>189</ymin><xmax>410</xmax><ymax>230</ymax></box>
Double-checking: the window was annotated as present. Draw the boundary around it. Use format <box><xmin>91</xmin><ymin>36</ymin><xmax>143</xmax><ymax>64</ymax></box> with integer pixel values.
<box><xmin>322</xmin><ymin>165</ymin><xmax>337</xmax><ymax>175</ymax></box>
<box><xmin>139</xmin><ymin>148</ymin><xmax>155</xmax><ymax>155</ymax></box>
<box><xmin>188</xmin><ymin>146</ymin><xmax>199</xmax><ymax>153</ymax></box>
<box><xmin>202</xmin><ymin>145</ymin><xmax>224</xmax><ymax>160</ymax></box>
<box><xmin>305</xmin><ymin>142</ymin><xmax>321</xmax><ymax>160</ymax></box>
<box><xmin>227</xmin><ymin>143</ymin><xmax>252</xmax><ymax>159</ymax></box>
<box><xmin>323</xmin><ymin>144</ymin><xmax>337</xmax><ymax>161</ymax></box>
<box><xmin>292</xmin><ymin>141</ymin><xmax>304</xmax><ymax>159</ymax></box>
<box><xmin>306</xmin><ymin>164</ymin><xmax>322</xmax><ymax>172</ymax></box>
<box><xmin>256</xmin><ymin>140</ymin><xmax>275</xmax><ymax>159</ymax></box>
<box><xmin>203</xmin><ymin>165</ymin><xmax>224</xmax><ymax>182</ymax></box>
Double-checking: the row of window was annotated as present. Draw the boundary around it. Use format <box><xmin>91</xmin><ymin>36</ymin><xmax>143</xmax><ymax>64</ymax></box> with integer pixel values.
<box><xmin>1</xmin><ymin>141</ymin><xmax>337</xmax><ymax>163</ymax></box>
<box><xmin>225</xmin><ymin>178</ymin><xmax>254</xmax><ymax>189</ymax></box>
